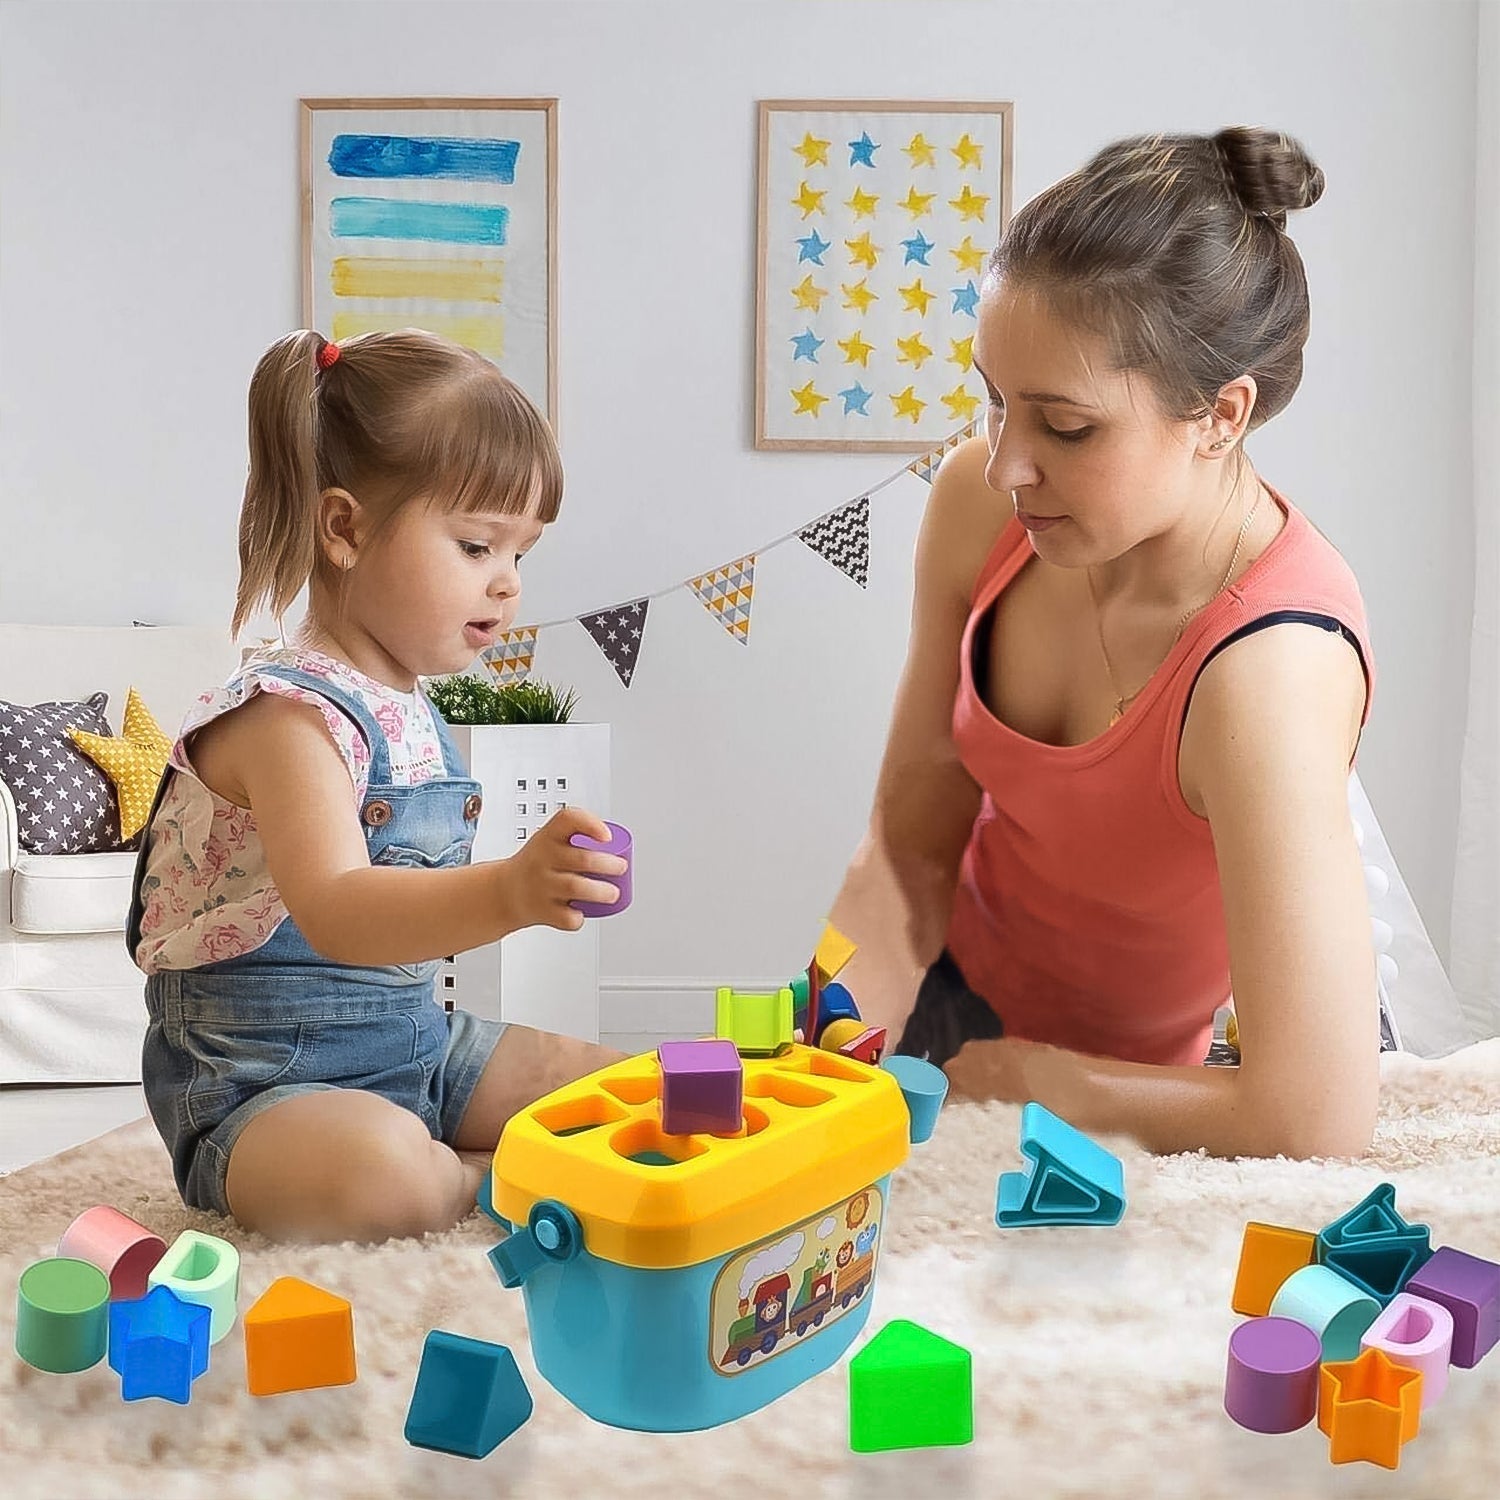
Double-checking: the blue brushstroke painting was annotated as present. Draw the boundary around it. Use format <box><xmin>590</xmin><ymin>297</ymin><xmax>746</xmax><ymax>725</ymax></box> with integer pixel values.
<box><xmin>330</xmin><ymin>134</ymin><xmax>520</xmax><ymax>184</ymax></box>
<box><xmin>330</xmin><ymin>197</ymin><xmax>510</xmax><ymax>246</ymax></box>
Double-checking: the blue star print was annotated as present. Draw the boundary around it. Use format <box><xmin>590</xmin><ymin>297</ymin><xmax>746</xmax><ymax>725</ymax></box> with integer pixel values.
<box><xmin>848</xmin><ymin>132</ymin><xmax>879</xmax><ymax>168</ymax></box>
<box><xmin>839</xmin><ymin>382</ymin><xmax>873</xmax><ymax>415</ymax></box>
<box><xmin>951</xmin><ymin>280</ymin><xmax>981</xmax><ymax>317</ymax></box>
<box><xmin>796</xmin><ymin>229</ymin><xmax>830</xmax><ymax>265</ymax></box>
<box><xmin>791</xmin><ymin>328</ymin><xmax>825</xmax><ymax>362</ymax></box>
<box><xmin>901</xmin><ymin>232</ymin><xmax>935</xmax><ymax>266</ymax></box>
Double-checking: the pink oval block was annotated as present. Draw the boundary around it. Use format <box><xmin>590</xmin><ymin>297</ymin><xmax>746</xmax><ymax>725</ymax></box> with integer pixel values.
<box><xmin>57</xmin><ymin>1206</ymin><xmax>167</xmax><ymax>1302</ymax></box>
<box><xmin>1361</xmin><ymin>1292</ymin><xmax>1453</xmax><ymax>1408</ymax></box>
<box><xmin>1225</xmin><ymin>1316</ymin><xmax>1323</xmax><ymax>1433</ymax></box>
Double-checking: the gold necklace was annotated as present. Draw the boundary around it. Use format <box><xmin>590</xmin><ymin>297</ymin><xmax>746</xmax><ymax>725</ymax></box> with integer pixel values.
<box><xmin>1088</xmin><ymin>482</ymin><xmax>1264</xmax><ymax>727</ymax></box>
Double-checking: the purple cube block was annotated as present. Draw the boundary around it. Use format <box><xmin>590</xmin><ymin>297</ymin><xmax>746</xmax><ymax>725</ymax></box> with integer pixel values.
<box><xmin>1404</xmin><ymin>1245</ymin><xmax>1500</xmax><ymax>1369</ymax></box>
<box><xmin>657</xmin><ymin>1039</ymin><xmax>743</xmax><ymax>1136</ymax></box>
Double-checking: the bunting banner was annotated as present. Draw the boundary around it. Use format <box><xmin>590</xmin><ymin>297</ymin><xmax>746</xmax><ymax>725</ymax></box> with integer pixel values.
<box><xmin>688</xmin><ymin>554</ymin><xmax>757</xmax><ymax>644</ymax></box>
<box><xmin>480</xmin><ymin>628</ymin><xmax>538</xmax><ymax>685</ymax></box>
<box><xmin>502</xmin><ymin>416</ymin><xmax>980</xmax><ymax>688</ymax></box>
<box><xmin>799</xmin><ymin>496</ymin><xmax>870</xmax><ymax>588</ymax></box>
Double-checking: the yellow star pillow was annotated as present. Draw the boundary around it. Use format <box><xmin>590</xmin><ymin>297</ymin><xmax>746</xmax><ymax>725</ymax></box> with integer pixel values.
<box><xmin>67</xmin><ymin>687</ymin><xmax>172</xmax><ymax>843</ymax></box>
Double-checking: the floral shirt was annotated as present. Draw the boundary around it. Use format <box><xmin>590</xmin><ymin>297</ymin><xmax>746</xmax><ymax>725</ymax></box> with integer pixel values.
<box><xmin>133</xmin><ymin>646</ymin><xmax>448</xmax><ymax>973</ymax></box>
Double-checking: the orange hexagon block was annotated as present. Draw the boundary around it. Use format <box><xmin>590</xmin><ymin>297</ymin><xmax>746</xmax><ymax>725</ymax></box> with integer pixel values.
<box><xmin>245</xmin><ymin>1276</ymin><xmax>357</xmax><ymax>1396</ymax></box>
<box><xmin>1231</xmin><ymin>1222</ymin><xmax>1317</xmax><ymax>1316</ymax></box>
<box><xmin>1318</xmin><ymin>1346</ymin><xmax>1422</xmax><ymax>1468</ymax></box>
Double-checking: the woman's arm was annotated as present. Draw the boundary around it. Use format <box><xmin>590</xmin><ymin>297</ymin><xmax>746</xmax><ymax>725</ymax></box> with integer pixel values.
<box><xmin>826</xmin><ymin>439</ymin><xmax>1005</xmax><ymax>1041</ymax></box>
<box><xmin>189</xmin><ymin>690</ymin><xmax>625</xmax><ymax>966</ymax></box>
<box><xmin>947</xmin><ymin>619</ymin><xmax>1377</xmax><ymax>1160</ymax></box>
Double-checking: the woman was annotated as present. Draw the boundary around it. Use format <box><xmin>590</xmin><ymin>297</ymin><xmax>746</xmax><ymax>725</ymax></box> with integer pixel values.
<box><xmin>826</xmin><ymin>127</ymin><xmax>1377</xmax><ymax>1160</ymax></box>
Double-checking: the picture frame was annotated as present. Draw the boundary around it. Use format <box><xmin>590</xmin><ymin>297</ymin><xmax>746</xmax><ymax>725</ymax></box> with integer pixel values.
<box><xmin>756</xmin><ymin>99</ymin><xmax>1013</xmax><ymax>451</ymax></box>
<box><xmin>301</xmin><ymin>97</ymin><xmax>558</xmax><ymax>427</ymax></box>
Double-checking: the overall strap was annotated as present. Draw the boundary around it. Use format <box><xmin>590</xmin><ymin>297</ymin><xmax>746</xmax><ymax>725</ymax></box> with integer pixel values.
<box><xmin>244</xmin><ymin>663</ymin><xmax>395</xmax><ymax>785</ymax></box>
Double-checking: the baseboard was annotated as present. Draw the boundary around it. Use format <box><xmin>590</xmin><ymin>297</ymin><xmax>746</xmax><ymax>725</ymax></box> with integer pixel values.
<box><xmin>600</xmin><ymin>976</ymin><xmax>788</xmax><ymax>1041</ymax></box>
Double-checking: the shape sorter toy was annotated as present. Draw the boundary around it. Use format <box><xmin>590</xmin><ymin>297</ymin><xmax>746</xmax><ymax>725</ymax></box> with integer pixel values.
<box><xmin>486</xmin><ymin>1042</ymin><xmax>917</xmax><ymax>1431</ymax></box>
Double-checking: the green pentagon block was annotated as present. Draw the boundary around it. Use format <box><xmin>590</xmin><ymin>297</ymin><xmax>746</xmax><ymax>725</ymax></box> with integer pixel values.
<box><xmin>714</xmin><ymin>986</ymin><xmax>794</xmax><ymax>1057</ymax></box>
<box><xmin>849</xmin><ymin>1318</ymin><xmax>973</xmax><ymax>1452</ymax></box>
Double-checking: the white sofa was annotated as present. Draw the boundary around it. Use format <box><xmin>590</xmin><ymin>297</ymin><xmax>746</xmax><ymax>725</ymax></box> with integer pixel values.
<box><xmin>0</xmin><ymin>625</ymin><xmax>242</xmax><ymax>1084</ymax></box>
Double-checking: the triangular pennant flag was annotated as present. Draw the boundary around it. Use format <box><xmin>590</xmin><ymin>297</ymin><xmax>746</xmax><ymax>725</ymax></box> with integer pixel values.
<box><xmin>480</xmin><ymin>628</ymin><xmax>537</xmax><ymax>685</ymax></box>
<box><xmin>688</xmin><ymin>554</ymin><xmax>757</xmax><ymax>644</ymax></box>
<box><xmin>909</xmin><ymin>420</ymin><xmax>982</xmax><ymax>483</ymax></box>
<box><xmin>799</xmin><ymin>496</ymin><xmax>870</xmax><ymax>588</ymax></box>
<box><xmin>579</xmin><ymin>599</ymin><xmax>649</xmax><ymax>687</ymax></box>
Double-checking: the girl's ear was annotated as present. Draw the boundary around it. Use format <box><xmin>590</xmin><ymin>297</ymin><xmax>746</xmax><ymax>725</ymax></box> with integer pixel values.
<box><xmin>316</xmin><ymin>488</ymin><xmax>364</xmax><ymax>569</ymax></box>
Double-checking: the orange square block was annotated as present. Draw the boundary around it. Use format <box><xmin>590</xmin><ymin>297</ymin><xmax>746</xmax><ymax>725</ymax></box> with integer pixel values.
<box><xmin>245</xmin><ymin>1276</ymin><xmax>357</xmax><ymax>1396</ymax></box>
<box><xmin>1231</xmin><ymin>1222</ymin><xmax>1317</xmax><ymax>1316</ymax></box>
<box><xmin>1318</xmin><ymin>1346</ymin><xmax>1422</xmax><ymax>1468</ymax></box>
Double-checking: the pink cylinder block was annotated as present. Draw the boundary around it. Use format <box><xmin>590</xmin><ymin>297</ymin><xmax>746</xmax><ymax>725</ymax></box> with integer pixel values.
<box><xmin>1360</xmin><ymin>1292</ymin><xmax>1454</xmax><ymax>1408</ymax></box>
<box><xmin>1224</xmin><ymin>1316</ymin><xmax>1323</xmax><ymax>1433</ymax></box>
<box><xmin>57</xmin><ymin>1206</ymin><xmax>166</xmax><ymax>1302</ymax></box>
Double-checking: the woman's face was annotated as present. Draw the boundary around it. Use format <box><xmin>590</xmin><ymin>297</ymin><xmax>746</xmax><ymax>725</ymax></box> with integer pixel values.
<box><xmin>973</xmin><ymin>278</ymin><xmax>1206</xmax><ymax>566</ymax></box>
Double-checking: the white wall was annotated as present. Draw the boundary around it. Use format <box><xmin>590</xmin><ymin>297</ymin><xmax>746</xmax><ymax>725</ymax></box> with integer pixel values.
<box><xmin>0</xmin><ymin>0</ymin><xmax>1480</xmax><ymax>1025</ymax></box>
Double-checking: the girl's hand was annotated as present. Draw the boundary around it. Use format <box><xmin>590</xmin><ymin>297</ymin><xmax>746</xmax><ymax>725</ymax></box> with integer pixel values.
<box><xmin>499</xmin><ymin>807</ymin><xmax>628</xmax><ymax>932</ymax></box>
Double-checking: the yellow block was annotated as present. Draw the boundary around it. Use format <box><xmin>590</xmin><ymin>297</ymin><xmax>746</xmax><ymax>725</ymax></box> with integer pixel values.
<box><xmin>493</xmin><ymin>1044</ymin><xmax>909</xmax><ymax>1270</ymax></box>
<box><xmin>814</xmin><ymin>921</ymin><xmax>857</xmax><ymax>983</ymax></box>
<box><xmin>244</xmin><ymin>1276</ymin><xmax>357</xmax><ymax>1396</ymax></box>
<box><xmin>1231</xmin><ymin>1222</ymin><xmax>1317</xmax><ymax>1316</ymax></box>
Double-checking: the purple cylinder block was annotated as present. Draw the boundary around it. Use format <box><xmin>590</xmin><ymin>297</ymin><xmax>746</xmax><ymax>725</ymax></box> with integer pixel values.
<box><xmin>568</xmin><ymin>821</ymin><xmax>633</xmax><ymax>917</ymax></box>
<box><xmin>1224</xmin><ymin>1316</ymin><xmax>1323</xmax><ymax>1433</ymax></box>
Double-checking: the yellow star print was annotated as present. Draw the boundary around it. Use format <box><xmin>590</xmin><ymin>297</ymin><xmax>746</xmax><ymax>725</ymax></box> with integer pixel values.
<box><xmin>941</xmin><ymin>384</ymin><xmax>982</xmax><ymax>423</ymax></box>
<box><xmin>791</xmin><ymin>274</ymin><xmax>828</xmax><ymax>312</ymax></box>
<box><xmin>842</xmin><ymin>278</ymin><xmax>878</xmax><ymax>314</ymax></box>
<box><xmin>891</xmin><ymin>386</ymin><xmax>927</xmax><ymax>423</ymax></box>
<box><xmin>845</xmin><ymin>232</ymin><xmax>880</xmax><ymax>270</ymax></box>
<box><xmin>949</xmin><ymin>185</ymin><xmax>990</xmax><ymax>222</ymax></box>
<box><xmin>903</xmin><ymin>132</ymin><xmax>937</xmax><ymax>168</ymax></box>
<box><xmin>793</xmin><ymin>132</ymin><xmax>831</xmax><ymax>168</ymax></box>
<box><xmin>838</xmin><ymin>330</ymin><xmax>875</xmax><ymax>367</ymax></box>
<box><xmin>899</xmin><ymin>278</ymin><xmax>935</xmax><ymax>317</ymax></box>
<box><xmin>845</xmin><ymin>185</ymin><xmax>879</xmax><ymax>220</ymax></box>
<box><xmin>899</xmin><ymin>186</ymin><xmax>936</xmax><ymax>219</ymax></box>
<box><xmin>950</xmin><ymin>235</ymin><xmax>987</xmax><ymax>274</ymax></box>
<box><xmin>951</xmin><ymin>133</ymin><xmax>983</xmax><ymax>170</ymax></box>
<box><xmin>947</xmin><ymin>335</ymin><xmax>974</xmax><ymax>372</ymax></box>
<box><xmin>791</xmin><ymin>181</ymin><xmax>826</xmax><ymax>218</ymax></box>
<box><xmin>792</xmin><ymin>380</ymin><xmax>829</xmax><ymax>416</ymax></box>
<box><xmin>896</xmin><ymin>332</ymin><xmax>933</xmax><ymax>369</ymax></box>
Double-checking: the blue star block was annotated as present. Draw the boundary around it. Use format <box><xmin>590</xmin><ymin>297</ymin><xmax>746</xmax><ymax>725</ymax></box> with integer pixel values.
<box><xmin>405</xmin><ymin>1330</ymin><xmax>533</xmax><ymax>1459</ymax></box>
<box><xmin>108</xmin><ymin>1285</ymin><xmax>210</xmax><ymax>1404</ymax></box>
<box><xmin>848</xmin><ymin>131</ymin><xmax>879</xmax><ymax>168</ymax></box>
<box><xmin>951</xmin><ymin>280</ymin><xmax>981</xmax><ymax>317</ymax></box>
<box><xmin>790</xmin><ymin>328</ymin><xmax>824</xmax><ymax>362</ymax></box>
<box><xmin>796</xmin><ymin>229</ymin><xmax>830</xmax><ymax>265</ymax></box>
<box><xmin>901</xmin><ymin>232</ymin><xmax>935</xmax><ymax>266</ymax></box>
<box><xmin>839</xmin><ymin>382</ymin><xmax>873</xmax><ymax>416</ymax></box>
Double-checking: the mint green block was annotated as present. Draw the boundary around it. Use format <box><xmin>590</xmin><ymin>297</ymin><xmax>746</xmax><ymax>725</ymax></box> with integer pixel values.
<box><xmin>715</xmin><ymin>986</ymin><xmax>794</xmax><ymax>1056</ymax></box>
<box><xmin>849</xmin><ymin>1318</ymin><xmax>973</xmax><ymax>1452</ymax></box>
<box><xmin>15</xmin><ymin>1258</ymin><xmax>111</xmax><ymax>1373</ymax></box>
<box><xmin>148</xmin><ymin>1230</ymin><xmax>240</xmax><ymax>1345</ymax></box>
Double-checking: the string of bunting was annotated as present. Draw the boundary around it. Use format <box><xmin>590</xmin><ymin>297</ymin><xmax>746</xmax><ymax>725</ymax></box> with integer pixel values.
<box><xmin>479</xmin><ymin>417</ymin><xmax>982</xmax><ymax>688</ymax></box>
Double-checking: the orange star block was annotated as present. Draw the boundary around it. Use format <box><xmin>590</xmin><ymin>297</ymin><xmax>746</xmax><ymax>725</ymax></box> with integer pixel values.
<box><xmin>1318</xmin><ymin>1347</ymin><xmax>1422</xmax><ymax>1469</ymax></box>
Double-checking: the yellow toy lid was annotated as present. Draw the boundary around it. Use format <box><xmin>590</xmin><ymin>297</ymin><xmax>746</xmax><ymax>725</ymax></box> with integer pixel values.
<box><xmin>491</xmin><ymin>1044</ymin><xmax>910</xmax><ymax>1269</ymax></box>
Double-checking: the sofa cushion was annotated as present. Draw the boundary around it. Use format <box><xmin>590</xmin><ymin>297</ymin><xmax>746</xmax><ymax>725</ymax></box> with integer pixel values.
<box><xmin>11</xmin><ymin>851</ymin><xmax>137</xmax><ymax>935</ymax></box>
<box><xmin>0</xmin><ymin>692</ymin><xmax>126</xmax><ymax>853</ymax></box>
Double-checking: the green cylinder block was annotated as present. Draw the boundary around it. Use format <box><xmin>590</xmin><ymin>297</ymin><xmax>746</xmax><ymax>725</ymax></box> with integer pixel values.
<box><xmin>15</xmin><ymin>1258</ymin><xmax>111</xmax><ymax>1373</ymax></box>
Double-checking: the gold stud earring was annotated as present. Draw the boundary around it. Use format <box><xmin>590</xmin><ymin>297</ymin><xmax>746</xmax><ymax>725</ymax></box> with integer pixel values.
<box><xmin>1210</xmin><ymin>436</ymin><xmax>1233</xmax><ymax>452</ymax></box>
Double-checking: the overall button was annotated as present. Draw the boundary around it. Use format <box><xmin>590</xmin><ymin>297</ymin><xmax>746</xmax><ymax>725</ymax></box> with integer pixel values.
<box><xmin>362</xmin><ymin>799</ymin><xmax>393</xmax><ymax>827</ymax></box>
<box><xmin>463</xmin><ymin>793</ymin><xmax>483</xmax><ymax>821</ymax></box>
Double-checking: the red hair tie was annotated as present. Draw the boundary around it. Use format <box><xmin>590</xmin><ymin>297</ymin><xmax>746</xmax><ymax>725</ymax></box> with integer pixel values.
<box><xmin>317</xmin><ymin>341</ymin><xmax>341</xmax><ymax>370</ymax></box>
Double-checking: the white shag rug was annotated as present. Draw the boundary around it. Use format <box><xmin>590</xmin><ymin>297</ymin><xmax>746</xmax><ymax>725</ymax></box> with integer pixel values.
<box><xmin>2</xmin><ymin>1041</ymin><xmax>1498</xmax><ymax>1500</ymax></box>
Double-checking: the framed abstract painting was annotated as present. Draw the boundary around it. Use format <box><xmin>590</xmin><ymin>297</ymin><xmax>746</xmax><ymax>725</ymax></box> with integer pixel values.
<box><xmin>301</xmin><ymin>97</ymin><xmax>558</xmax><ymax>426</ymax></box>
<box><xmin>757</xmin><ymin>99</ymin><xmax>1013</xmax><ymax>451</ymax></box>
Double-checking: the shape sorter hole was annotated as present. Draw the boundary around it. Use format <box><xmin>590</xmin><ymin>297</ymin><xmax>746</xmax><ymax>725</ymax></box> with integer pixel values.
<box><xmin>601</xmin><ymin>1074</ymin><xmax>660</xmax><ymax>1107</ymax></box>
<box><xmin>744</xmin><ymin>1075</ymin><xmax>835</xmax><ymax>1109</ymax></box>
<box><xmin>611</xmin><ymin>1120</ymin><xmax>708</xmax><ymax>1167</ymax></box>
<box><xmin>707</xmin><ymin>1103</ymin><xmax>770</xmax><ymax>1139</ymax></box>
<box><xmin>801</xmin><ymin>1053</ymin><xmax>873</xmax><ymax>1085</ymax></box>
<box><xmin>533</xmin><ymin>1094</ymin><xmax>629</xmax><ymax>1138</ymax></box>
<box><xmin>1387</xmin><ymin>1304</ymin><xmax>1436</xmax><ymax>1346</ymax></box>
<box><xmin>174</xmin><ymin>1243</ymin><xmax>222</xmax><ymax>1282</ymax></box>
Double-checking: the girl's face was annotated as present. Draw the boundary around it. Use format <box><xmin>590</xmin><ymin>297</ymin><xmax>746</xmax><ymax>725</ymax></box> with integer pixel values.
<box><xmin>349</xmin><ymin>498</ymin><xmax>544</xmax><ymax>683</ymax></box>
<box><xmin>973</xmin><ymin>279</ymin><xmax>1207</xmax><ymax>566</ymax></box>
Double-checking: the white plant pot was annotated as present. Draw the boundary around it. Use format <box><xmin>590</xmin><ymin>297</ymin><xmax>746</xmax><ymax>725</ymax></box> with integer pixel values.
<box><xmin>444</xmin><ymin>722</ymin><xmax>611</xmax><ymax>1043</ymax></box>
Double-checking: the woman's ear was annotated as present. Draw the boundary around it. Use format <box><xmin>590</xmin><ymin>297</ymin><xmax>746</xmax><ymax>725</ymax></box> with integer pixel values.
<box><xmin>1202</xmin><ymin>375</ymin><xmax>1259</xmax><ymax>453</ymax></box>
<box><xmin>316</xmin><ymin>488</ymin><xmax>363</xmax><ymax>570</ymax></box>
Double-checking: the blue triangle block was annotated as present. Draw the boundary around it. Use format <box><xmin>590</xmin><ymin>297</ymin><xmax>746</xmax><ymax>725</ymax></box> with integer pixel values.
<box><xmin>1315</xmin><ymin>1182</ymin><xmax>1426</xmax><ymax>1258</ymax></box>
<box><xmin>995</xmin><ymin>1102</ymin><xmax>1125</xmax><ymax>1228</ymax></box>
<box><xmin>404</xmin><ymin>1331</ymin><xmax>533</xmax><ymax>1459</ymax></box>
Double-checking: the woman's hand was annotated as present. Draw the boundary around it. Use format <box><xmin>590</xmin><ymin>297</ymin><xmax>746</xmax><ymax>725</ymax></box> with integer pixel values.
<box><xmin>497</xmin><ymin>807</ymin><xmax>628</xmax><ymax>932</ymax></box>
<box><xmin>943</xmin><ymin>1036</ymin><xmax>1067</xmax><ymax>1104</ymax></box>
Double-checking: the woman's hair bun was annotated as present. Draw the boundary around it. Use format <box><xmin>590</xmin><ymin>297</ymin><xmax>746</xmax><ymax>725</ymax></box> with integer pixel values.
<box><xmin>1213</xmin><ymin>126</ymin><xmax>1325</xmax><ymax>222</ymax></box>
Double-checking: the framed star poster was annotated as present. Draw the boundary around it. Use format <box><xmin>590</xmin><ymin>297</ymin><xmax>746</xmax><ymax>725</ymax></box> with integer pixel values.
<box><xmin>756</xmin><ymin>99</ymin><xmax>1013</xmax><ymax>451</ymax></box>
<box><xmin>301</xmin><ymin>97</ymin><xmax>557</xmax><ymax>426</ymax></box>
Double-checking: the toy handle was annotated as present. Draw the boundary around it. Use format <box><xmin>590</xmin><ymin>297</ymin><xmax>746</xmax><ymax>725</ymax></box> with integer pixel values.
<box><xmin>486</xmin><ymin>1199</ymin><xmax>584</xmax><ymax>1289</ymax></box>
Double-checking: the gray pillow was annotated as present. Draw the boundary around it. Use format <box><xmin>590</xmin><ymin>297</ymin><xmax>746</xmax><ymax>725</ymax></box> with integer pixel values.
<box><xmin>0</xmin><ymin>692</ymin><xmax>127</xmax><ymax>854</ymax></box>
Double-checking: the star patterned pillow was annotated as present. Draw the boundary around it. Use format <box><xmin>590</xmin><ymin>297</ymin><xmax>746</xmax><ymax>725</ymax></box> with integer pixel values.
<box><xmin>0</xmin><ymin>692</ymin><xmax>125</xmax><ymax>854</ymax></box>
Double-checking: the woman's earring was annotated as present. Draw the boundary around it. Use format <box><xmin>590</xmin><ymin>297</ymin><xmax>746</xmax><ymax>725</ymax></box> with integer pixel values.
<box><xmin>340</xmin><ymin>555</ymin><xmax>354</xmax><ymax>571</ymax></box>
<box><xmin>1210</xmin><ymin>436</ymin><xmax>1233</xmax><ymax>452</ymax></box>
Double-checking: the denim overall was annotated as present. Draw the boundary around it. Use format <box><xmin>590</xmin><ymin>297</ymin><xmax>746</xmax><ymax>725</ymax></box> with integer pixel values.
<box><xmin>128</xmin><ymin>665</ymin><xmax>506</xmax><ymax>1215</ymax></box>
